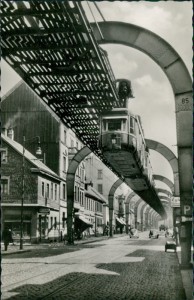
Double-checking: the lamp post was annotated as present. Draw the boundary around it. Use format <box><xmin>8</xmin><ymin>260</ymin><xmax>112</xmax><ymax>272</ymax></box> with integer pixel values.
<box><xmin>20</xmin><ymin>136</ymin><xmax>42</xmax><ymax>250</ymax></box>
<box><xmin>95</xmin><ymin>213</ymin><xmax>97</xmax><ymax>237</ymax></box>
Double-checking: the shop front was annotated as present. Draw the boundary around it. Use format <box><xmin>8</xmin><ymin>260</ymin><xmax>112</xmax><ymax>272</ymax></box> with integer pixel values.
<box><xmin>116</xmin><ymin>217</ymin><xmax>126</xmax><ymax>234</ymax></box>
<box><xmin>2</xmin><ymin>208</ymin><xmax>33</xmax><ymax>242</ymax></box>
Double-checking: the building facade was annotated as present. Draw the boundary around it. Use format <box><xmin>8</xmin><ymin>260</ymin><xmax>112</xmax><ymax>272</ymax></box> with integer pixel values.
<box><xmin>1</xmin><ymin>134</ymin><xmax>61</xmax><ymax>243</ymax></box>
<box><xmin>1</xmin><ymin>81</ymin><xmax>129</xmax><ymax>240</ymax></box>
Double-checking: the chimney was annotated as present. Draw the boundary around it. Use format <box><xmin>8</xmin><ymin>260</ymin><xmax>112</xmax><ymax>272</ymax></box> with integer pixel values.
<box><xmin>7</xmin><ymin>128</ymin><xmax>14</xmax><ymax>140</ymax></box>
<box><xmin>2</xmin><ymin>127</ymin><xmax>7</xmax><ymax>136</ymax></box>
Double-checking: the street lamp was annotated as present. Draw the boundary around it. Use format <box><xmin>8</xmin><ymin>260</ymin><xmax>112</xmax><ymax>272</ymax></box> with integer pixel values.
<box><xmin>20</xmin><ymin>136</ymin><xmax>42</xmax><ymax>250</ymax></box>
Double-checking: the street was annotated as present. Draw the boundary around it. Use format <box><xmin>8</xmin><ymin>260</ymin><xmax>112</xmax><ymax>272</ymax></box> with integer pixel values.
<box><xmin>1</xmin><ymin>232</ymin><xmax>186</xmax><ymax>300</ymax></box>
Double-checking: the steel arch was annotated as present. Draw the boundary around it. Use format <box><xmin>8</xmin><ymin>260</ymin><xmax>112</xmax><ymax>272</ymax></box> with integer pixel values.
<box><xmin>67</xmin><ymin>146</ymin><xmax>91</xmax><ymax>244</ymax></box>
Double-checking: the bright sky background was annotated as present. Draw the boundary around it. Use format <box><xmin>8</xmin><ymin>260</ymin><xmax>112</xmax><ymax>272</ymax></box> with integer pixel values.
<box><xmin>83</xmin><ymin>1</ymin><xmax>192</xmax><ymax>191</ymax></box>
<box><xmin>1</xmin><ymin>1</ymin><xmax>192</xmax><ymax>192</ymax></box>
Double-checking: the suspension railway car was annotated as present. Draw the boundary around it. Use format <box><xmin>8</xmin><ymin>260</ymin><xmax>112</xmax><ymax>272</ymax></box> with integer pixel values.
<box><xmin>99</xmin><ymin>96</ymin><xmax>166</xmax><ymax>218</ymax></box>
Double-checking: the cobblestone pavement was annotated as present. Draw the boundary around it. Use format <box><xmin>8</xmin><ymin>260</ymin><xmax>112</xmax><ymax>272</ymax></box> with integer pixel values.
<box><xmin>1</xmin><ymin>233</ymin><xmax>186</xmax><ymax>300</ymax></box>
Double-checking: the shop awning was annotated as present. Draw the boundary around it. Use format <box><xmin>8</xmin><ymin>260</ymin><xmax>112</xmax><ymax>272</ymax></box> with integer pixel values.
<box><xmin>116</xmin><ymin>217</ymin><xmax>126</xmax><ymax>226</ymax></box>
<box><xmin>75</xmin><ymin>215</ymin><xmax>93</xmax><ymax>227</ymax></box>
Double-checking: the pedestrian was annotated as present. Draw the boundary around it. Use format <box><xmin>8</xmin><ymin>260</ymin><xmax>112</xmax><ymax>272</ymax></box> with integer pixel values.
<box><xmin>9</xmin><ymin>228</ymin><xmax>14</xmax><ymax>245</ymax></box>
<box><xmin>2</xmin><ymin>227</ymin><xmax>13</xmax><ymax>251</ymax></box>
<box><xmin>129</xmin><ymin>227</ymin><xmax>134</xmax><ymax>238</ymax></box>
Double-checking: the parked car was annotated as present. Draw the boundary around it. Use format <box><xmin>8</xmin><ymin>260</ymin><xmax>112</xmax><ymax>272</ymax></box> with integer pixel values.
<box><xmin>149</xmin><ymin>229</ymin><xmax>159</xmax><ymax>239</ymax></box>
<box><xmin>165</xmin><ymin>241</ymin><xmax>176</xmax><ymax>252</ymax></box>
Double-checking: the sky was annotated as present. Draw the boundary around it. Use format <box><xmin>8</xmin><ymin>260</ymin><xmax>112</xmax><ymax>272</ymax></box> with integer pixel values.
<box><xmin>1</xmin><ymin>1</ymin><xmax>192</xmax><ymax>192</ymax></box>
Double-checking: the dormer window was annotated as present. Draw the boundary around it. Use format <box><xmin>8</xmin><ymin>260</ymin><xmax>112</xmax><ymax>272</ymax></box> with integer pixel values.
<box><xmin>1</xmin><ymin>177</ymin><xmax>9</xmax><ymax>194</ymax></box>
<box><xmin>1</xmin><ymin>148</ymin><xmax>8</xmax><ymax>163</ymax></box>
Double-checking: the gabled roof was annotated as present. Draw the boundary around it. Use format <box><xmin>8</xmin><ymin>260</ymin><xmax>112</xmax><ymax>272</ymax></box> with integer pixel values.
<box><xmin>85</xmin><ymin>186</ymin><xmax>107</xmax><ymax>203</ymax></box>
<box><xmin>1</xmin><ymin>80</ymin><xmax>23</xmax><ymax>102</ymax></box>
<box><xmin>2</xmin><ymin>134</ymin><xmax>60</xmax><ymax>181</ymax></box>
<box><xmin>2</xmin><ymin>80</ymin><xmax>61</xmax><ymax>123</ymax></box>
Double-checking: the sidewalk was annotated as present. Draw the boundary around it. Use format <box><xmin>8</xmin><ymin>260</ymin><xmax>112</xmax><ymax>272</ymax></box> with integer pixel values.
<box><xmin>176</xmin><ymin>247</ymin><xmax>193</xmax><ymax>300</ymax></box>
<box><xmin>1</xmin><ymin>235</ymin><xmax>110</xmax><ymax>255</ymax></box>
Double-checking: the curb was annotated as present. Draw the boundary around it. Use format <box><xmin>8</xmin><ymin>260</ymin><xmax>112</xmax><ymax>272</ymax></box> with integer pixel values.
<box><xmin>1</xmin><ymin>249</ymin><xmax>32</xmax><ymax>256</ymax></box>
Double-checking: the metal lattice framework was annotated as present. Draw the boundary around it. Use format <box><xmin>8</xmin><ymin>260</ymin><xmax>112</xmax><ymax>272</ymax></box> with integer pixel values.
<box><xmin>1</xmin><ymin>1</ymin><xmax>168</xmax><ymax>219</ymax></box>
<box><xmin>1</xmin><ymin>1</ymin><xmax>121</xmax><ymax>154</ymax></box>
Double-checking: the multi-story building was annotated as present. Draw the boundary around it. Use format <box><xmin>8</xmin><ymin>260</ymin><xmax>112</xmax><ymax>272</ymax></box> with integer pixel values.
<box><xmin>85</xmin><ymin>153</ymin><xmax>129</xmax><ymax>231</ymax></box>
<box><xmin>1</xmin><ymin>133</ymin><xmax>61</xmax><ymax>243</ymax></box>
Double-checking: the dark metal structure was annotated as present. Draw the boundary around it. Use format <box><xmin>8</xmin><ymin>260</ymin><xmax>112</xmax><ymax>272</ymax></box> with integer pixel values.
<box><xmin>1</xmin><ymin>1</ymin><xmax>120</xmax><ymax>155</ymax></box>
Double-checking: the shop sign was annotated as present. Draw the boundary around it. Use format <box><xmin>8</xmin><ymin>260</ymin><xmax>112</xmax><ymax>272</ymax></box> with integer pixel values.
<box><xmin>181</xmin><ymin>216</ymin><xmax>192</xmax><ymax>222</ymax></box>
<box><xmin>39</xmin><ymin>208</ymin><xmax>50</xmax><ymax>215</ymax></box>
<box><xmin>171</xmin><ymin>197</ymin><xmax>180</xmax><ymax>207</ymax></box>
<box><xmin>182</xmin><ymin>204</ymin><xmax>192</xmax><ymax>216</ymax></box>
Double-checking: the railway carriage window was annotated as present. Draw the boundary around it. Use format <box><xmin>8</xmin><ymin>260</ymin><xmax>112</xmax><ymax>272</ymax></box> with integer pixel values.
<box><xmin>130</xmin><ymin>117</ymin><xmax>135</xmax><ymax>134</ymax></box>
<box><xmin>144</xmin><ymin>154</ymin><xmax>148</xmax><ymax>167</ymax></box>
<box><xmin>122</xmin><ymin>120</ymin><xmax>126</xmax><ymax>131</ymax></box>
<box><xmin>102</xmin><ymin>120</ymin><xmax>106</xmax><ymax>131</ymax></box>
<box><xmin>108</xmin><ymin>119</ymin><xmax>121</xmax><ymax>131</ymax></box>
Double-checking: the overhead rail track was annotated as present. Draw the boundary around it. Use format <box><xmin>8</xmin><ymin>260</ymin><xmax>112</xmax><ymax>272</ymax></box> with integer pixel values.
<box><xmin>1</xmin><ymin>1</ymin><xmax>120</xmax><ymax>154</ymax></box>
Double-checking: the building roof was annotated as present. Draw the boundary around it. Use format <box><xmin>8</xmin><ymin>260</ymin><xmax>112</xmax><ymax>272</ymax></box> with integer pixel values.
<box><xmin>85</xmin><ymin>186</ymin><xmax>107</xmax><ymax>203</ymax></box>
<box><xmin>2</xmin><ymin>134</ymin><xmax>60</xmax><ymax>181</ymax></box>
<box><xmin>1</xmin><ymin>80</ymin><xmax>23</xmax><ymax>102</ymax></box>
<box><xmin>2</xmin><ymin>81</ymin><xmax>61</xmax><ymax>123</ymax></box>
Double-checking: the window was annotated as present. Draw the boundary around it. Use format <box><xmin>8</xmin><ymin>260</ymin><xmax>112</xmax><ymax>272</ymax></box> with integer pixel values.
<box><xmin>89</xmin><ymin>199</ymin><xmax>91</xmax><ymax>211</ymax></box>
<box><xmin>81</xmin><ymin>169</ymin><xmax>84</xmax><ymax>182</ymax></box>
<box><xmin>54</xmin><ymin>217</ymin><xmax>57</xmax><ymax>229</ymax></box>
<box><xmin>63</xmin><ymin>183</ymin><xmax>66</xmax><ymax>199</ymax></box>
<box><xmin>51</xmin><ymin>183</ymin><xmax>53</xmax><ymax>199</ymax></box>
<box><xmin>97</xmin><ymin>184</ymin><xmax>103</xmax><ymax>194</ymax></box>
<box><xmin>1</xmin><ymin>178</ymin><xmax>9</xmax><ymax>194</ymax></box>
<box><xmin>50</xmin><ymin>217</ymin><xmax>53</xmax><ymax>229</ymax></box>
<box><xmin>81</xmin><ymin>192</ymin><xmax>83</xmax><ymax>206</ymax></box>
<box><xmin>46</xmin><ymin>183</ymin><xmax>49</xmax><ymax>198</ymax></box>
<box><xmin>108</xmin><ymin>119</ymin><xmax>121</xmax><ymax>131</ymax></box>
<box><xmin>76</xmin><ymin>141</ymin><xmax>78</xmax><ymax>149</ymax></box>
<box><xmin>92</xmin><ymin>200</ymin><xmax>94</xmax><ymax>212</ymax></box>
<box><xmin>71</xmin><ymin>139</ymin><xmax>74</xmax><ymax>148</ymax></box>
<box><xmin>64</xmin><ymin>130</ymin><xmax>66</xmax><ymax>145</ymax></box>
<box><xmin>97</xmin><ymin>170</ymin><xmax>103</xmax><ymax>179</ymax></box>
<box><xmin>130</xmin><ymin>117</ymin><xmax>135</xmax><ymax>134</ymax></box>
<box><xmin>122</xmin><ymin>120</ymin><xmax>126</xmax><ymax>131</ymax></box>
<box><xmin>1</xmin><ymin>149</ymin><xmax>7</xmax><ymax>163</ymax></box>
<box><xmin>62</xmin><ymin>212</ymin><xmax>65</xmax><ymax>228</ymax></box>
<box><xmin>54</xmin><ymin>184</ymin><xmax>57</xmax><ymax>200</ymax></box>
<box><xmin>42</xmin><ymin>182</ymin><xmax>45</xmax><ymax>197</ymax></box>
<box><xmin>63</xmin><ymin>156</ymin><xmax>67</xmax><ymax>173</ymax></box>
<box><xmin>102</xmin><ymin>120</ymin><xmax>106</xmax><ymax>131</ymax></box>
<box><xmin>78</xmin><ymin>187</ymin><xmax>80</xmax><ymax>202</ymax></box>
